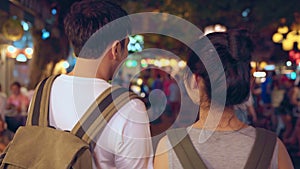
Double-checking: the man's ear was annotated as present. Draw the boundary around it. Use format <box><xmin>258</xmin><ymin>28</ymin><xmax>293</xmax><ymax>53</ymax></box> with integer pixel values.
<box><xmin>193</xmin><ymin>74</ymin><xmax>204</xmax><ymax>89</ymax></box>
<box><xmin>192</xmin><ymin>74</ymin><xmax>199</xmax><ymax>89</ymax></box>
<box><xmin>111</xmin><ymin>40</ymin><xmax>121</xmax><ymax>60</ymax></box>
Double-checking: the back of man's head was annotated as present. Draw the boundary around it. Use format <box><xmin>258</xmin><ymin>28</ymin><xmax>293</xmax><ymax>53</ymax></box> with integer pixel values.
<box><xmin>64</xmin><ymin>0</ymin><xmax>131</xmax><ymax>59</ymax></box>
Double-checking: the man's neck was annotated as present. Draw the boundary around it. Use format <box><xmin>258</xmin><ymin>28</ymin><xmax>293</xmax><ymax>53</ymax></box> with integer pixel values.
<box><xmin>69</xmin><ymin>57</ymin><xmax>109</xmax><ymax>81</ymax></box>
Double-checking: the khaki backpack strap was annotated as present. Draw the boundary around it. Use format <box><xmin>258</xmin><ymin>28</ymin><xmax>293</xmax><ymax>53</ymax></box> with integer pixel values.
<box><xmin>244</xmin><ymin>128</ymin><xmax>277</xmax><ymax>169</ymax></box>
<box><xmin>166</xmin><ymin>128</ymin><xmax>208</xmax><ymax>169</ymax></box>
<box><xmin>71</xmin><ymin>86</ymin><xmax>139</xmax><ymax>144</ymax></box>
<box><xmin>26</xmin><ymin>77</ymin><xmax>49</xmax><ymax>126</ymax></box>
<box><xmin>26</xmin><ymin>75</ymin><xmax>60</xmax><ymax>127</ymax></box>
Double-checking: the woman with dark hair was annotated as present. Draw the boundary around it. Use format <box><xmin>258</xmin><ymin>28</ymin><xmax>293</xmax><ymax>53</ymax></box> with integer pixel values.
<box><xmin>5</xmin><ymin>82</ymin><xmax>29</xmax><ymax>132</ymax></box>
<box><xmin>154</xmin><ymin>30</ymin><xmax>293</xmax><ymax>168</ymax></box>
<box><xmin>6</xmin><ymin>82</ymin><xmax>29</xmax><ymax>114</ymax></box>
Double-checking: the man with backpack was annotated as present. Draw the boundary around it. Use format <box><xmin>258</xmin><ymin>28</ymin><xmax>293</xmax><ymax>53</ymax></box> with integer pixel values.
<box><xmin>51</xmin><ymin>1</ymin><xmax>153</xmax><ymax>168</ymax></box>
<box><xmin>0</xmin><ymin>1</ymin><xmax>153</xmax><ymax>169</ymax></box>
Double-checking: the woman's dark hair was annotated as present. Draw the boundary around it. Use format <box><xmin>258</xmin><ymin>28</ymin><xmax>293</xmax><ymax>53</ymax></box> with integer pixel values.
<box><xmin>64</xmin><ymin>0</ymin><xmax>131</xmax><ymax>58</ymax></box>
<box><xmin>187</xmin><ymin>29</ymin><xmax>253</xmax><ymax>106</ymax></box>
<box><xmin>11</xmin><ymin>81</ymin><xmax>21</xmax><ymax>88</ymax></box>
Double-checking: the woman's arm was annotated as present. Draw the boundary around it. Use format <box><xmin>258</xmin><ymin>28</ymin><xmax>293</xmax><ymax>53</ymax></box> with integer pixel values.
<box><xmin>290</xmin><ymin>87</ymin><xmax>299</xmax><ymax>106</ymax></box>
<box><xmin>154</xmin><ymin>136</ymin><xmax>169</xmax><ymax>169</ymax></box>
<box><xmin>278</xmin><ymin>138</ymin><xmax>294</xmax><ymax>169</ymax></box>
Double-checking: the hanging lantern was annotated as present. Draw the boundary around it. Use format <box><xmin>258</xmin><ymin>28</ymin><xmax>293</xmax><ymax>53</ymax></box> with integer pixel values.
<box><xmin>2</xmin><ymin>18</ymin><xmax>24</xmax><ymax>41</ymax></box>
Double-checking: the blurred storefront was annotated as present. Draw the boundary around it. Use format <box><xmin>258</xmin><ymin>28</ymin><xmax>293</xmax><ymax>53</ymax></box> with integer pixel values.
<box><xmin>0</xmin><ymin>0</ymin><xmax>68</xmax><ymax>93</ymax></box>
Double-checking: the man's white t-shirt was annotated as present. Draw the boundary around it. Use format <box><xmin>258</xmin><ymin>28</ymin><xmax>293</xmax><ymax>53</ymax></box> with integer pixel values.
<box><xmin>49</xmin><ymin>74</ymin><xmax>153</xmax><ymax>169</ymax></box>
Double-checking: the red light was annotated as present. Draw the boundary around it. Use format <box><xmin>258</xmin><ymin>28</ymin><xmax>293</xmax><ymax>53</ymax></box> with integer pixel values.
<box><xmin>289</xmin><ymin>50</ymin><xmax>300</xmax><ymax>61</ymax></box>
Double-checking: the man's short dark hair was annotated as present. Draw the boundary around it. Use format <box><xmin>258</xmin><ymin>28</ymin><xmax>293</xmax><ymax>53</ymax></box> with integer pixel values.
<box><xmin>64</xmin><ymin>0</ymin><xmax>131</xmax><ymax>58</ymax></box>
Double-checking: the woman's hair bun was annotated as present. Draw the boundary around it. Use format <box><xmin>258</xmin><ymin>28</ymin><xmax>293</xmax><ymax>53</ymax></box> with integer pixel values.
<box><xmin>186</xmin><ymin>29</ymin><xmax>254</xmax><ymax>106</ymax></box>
<box><xmin>227</xmin><ymin>29</ymin><xmax>253</xmax><ymax>62</ymax></box>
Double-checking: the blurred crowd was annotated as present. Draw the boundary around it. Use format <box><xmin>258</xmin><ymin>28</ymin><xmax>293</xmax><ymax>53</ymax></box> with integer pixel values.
<box><xmin>251</xmin><ymin>71</ymin><xmax>300</xmax><ymax>157</ymax></box>
<box><xmin>0</xmin><ymin>82</ymin><xmax>31</xmax><ymax>153</ymax></box>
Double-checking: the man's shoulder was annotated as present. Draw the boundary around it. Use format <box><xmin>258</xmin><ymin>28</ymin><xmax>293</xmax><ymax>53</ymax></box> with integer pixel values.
<box><xmin>53</xmin><ymin>75</ymin><xmax>111</xmax><ymax>89</ymax></box>
<box><xmin>117</xmin><ymin>97</ymin><xmax>148</xmax><ymax>122</ymax></box>
<box><xmin>121</xmin><ymin>96</ymin><xmax>145</xmax><ymax>110</ymax></box>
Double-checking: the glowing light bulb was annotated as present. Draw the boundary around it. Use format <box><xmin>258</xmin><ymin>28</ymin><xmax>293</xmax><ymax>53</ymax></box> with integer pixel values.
<box><xmin>286</xmin><ymin>61</ymin><xmax>292</xmax><ymax>67</ymax></box>
<box><xmin>62</xmin><ymin>61</ymin><xmax>70</xmax><ymax>69</ymax></box>
<box><xmin>16</xmin><ymin>54</ymin><xmax>27</xmax><ymax>62</ymax></box>
<box><xmin>277</xmin><ymin>26</ymin><xmax>289</xmax><ymax>34</ymax></box>
<box><xmin>25</xmin><ymin>48</ymin><xmax>33</xmax><ymax>55</ymax></box>
<box><xmin>282</xmin><ymin>39</ymin><xmax>294</xmax><ymax>51</ymax></box>
<box><xmin>178</xmin><ymin>60</ymin><xmax>187</xmax><ymax>68</ymax></box>
<box><xmin>137</xmin><ymin>78</ymin><xmax>143</xmax><ymax>85</ymax></box>
<box><xmin>7</xmin><ymin>45</ymin><xmax>17</xmax><ymax>53</ymax></box>
<box><xmin>272</xmin><ymin>33</ymin><xmax>283</xmax><ymax>43</ymax></box>
<box><xmin>253</xmin><ymin>71</ymin><xmax>266</xmax><ymax>78</ymax></box>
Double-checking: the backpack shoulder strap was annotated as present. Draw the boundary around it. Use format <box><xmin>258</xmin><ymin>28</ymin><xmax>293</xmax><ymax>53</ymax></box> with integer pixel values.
<box><xmin>244</xmin><ymin>127</ymin><xmax>277</xmax><ymax>169</ymax></box>
<box><xmin>26</xmin><ymin>75</ymin><xmax>60</xmax><ymax>127</ymax></box>
<box><xmin>166</xmin><ymin>128</ymin><xmax>208</xmax><ymax>169</ymax></box>
<box><xmin>71</xmin><ymin>86</ymin><xmax>140</xmax><ymax>145</ymax></box>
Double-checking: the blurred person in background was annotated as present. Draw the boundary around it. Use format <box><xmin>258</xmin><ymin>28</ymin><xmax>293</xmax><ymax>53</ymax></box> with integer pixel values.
<box><xmin>168</xmin><ymin>75</ymin><xmax>181</xmax><ymax>120</ymax></box>
<box><xmin>6</xmin><ymin>82</ymin><xmax>29</xmax><ymax>115</ymax></box>
<box><xmin>152</xmin><ymin>74</ymin><xmax>163</xmax><ymax>90</ymax></box>
<box><xmin>0</xmin><ymin>84</ymin><xmax>7</xmax><ymax>120</ymax></box>
<box><xmin>278</xmin><ymin>78</ymin><xmax>297</xmax><ymax>141</ymax></box>
<box><xmin>5</xmin><ymin>82</ymin><xmax>29</xmax><ymax>132</ymax></box>
<box><xmin>0</xmin><ymin>117</ymin><xmax>14</xmax><ymax>153</ymax></box>
<box><xmin>271</xmin><ymin>79</ymin><xmax>285</xmax><ymax>134</ymax></box>
<box><xmin>163</xmin><ymin>74</ymin><xmax>172</xmax><ymax>99</ymax></box>
<box><xmin>261</xmin><ymin>71</ymin><xmax>273</xmax><ymax>105</ymax></box>
<box><xmin>285</xmin><ymin>82</ymin><xmax>300</xmax><ymax>156</ymax></box>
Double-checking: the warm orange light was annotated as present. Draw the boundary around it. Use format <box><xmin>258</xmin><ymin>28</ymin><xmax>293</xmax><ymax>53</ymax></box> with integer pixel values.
<box><xmin>26</xmin><ymin>54</ymin><xmax>32</xmax><ymax>59</ymax></box>
<box><xmin>170</xmin><ymin>59</ymin><xmax>177</xmax><ymax>67</ymax></box>
<box><xmin>160</xmin><ymin>58</ymin><xmax>170</xmax><ymax>67</ymax></box>
<box><xmin>137</xmin><ymin>78</ymin><xmax>143</xmax><ymax>85</ymax></box>
<box><xmin>272</xmin><ymin>33</ymin><xmax>283</xmax><ymax>43</ymax></box>
<box><xmin>178</xmin><ymin>60</ymin><xmax>186</xmax><ymax>68</ymax></box>
<box><xmin>250</xmin><ymin>61</ymin><xmax>256</xmax><ymax>68</ymax></box>
<box><xmin>282</xmin><ymin>39</ymin><xmax>294</xmax><ymax>51</ymax></box>
<box><xmin>286</xmin><ymin>31</ymin><xmax>298</xmax><ymax>42</ymax></box>
<box><xmin>277</xmin><ymin>26</ymin><xmax>289</xmax><ymax>34</ymax></box>
<box><xmin>7</xmin><ymin>45</ymin><xmax>17</xmax><ymax>54</ymax></box>
<box><xmin>259</xmin><ymin>62</ymin><xmax>267</xmax><ymax>69</ymax></box>
<box><xmin>24</xmin><ymin>47</ymin><xmax>33</xmax><ymax>55</ymax></box>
